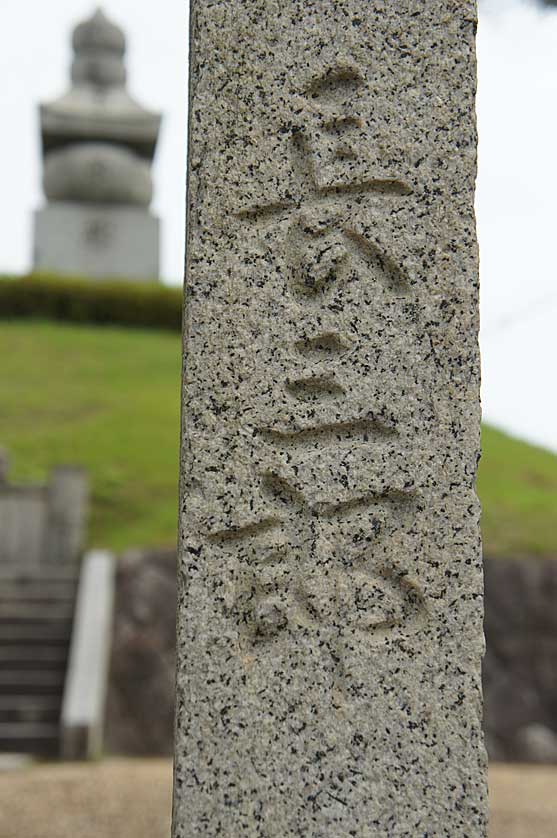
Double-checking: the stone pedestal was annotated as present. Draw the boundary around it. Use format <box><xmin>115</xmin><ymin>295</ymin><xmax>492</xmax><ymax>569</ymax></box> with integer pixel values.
<box><xmin>173</xmin><ymin>2</ymin><xmax>487</xmax><ymax>836</ymax></box>
<box><xmin>33</xmin><ymin>203</ymin><xmax>159</xmax><ymax>281</ymax></box>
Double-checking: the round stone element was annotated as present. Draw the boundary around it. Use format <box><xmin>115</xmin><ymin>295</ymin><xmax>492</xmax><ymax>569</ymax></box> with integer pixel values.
<box><xmin>43</xmin><ymin>143</ymin><xmax>153</xmax><ymax>207</ymax></box>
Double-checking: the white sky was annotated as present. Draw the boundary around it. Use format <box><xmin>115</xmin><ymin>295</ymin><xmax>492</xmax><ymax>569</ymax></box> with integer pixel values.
<box><xmin>477</xmin><ymin>0</ymin><xmax>557</xmax><ymax>452</ymax></box>
<box><xmin>1</xmin><ymin>1</ymin><xmax>556</xmax><ymax>452</ymax></box>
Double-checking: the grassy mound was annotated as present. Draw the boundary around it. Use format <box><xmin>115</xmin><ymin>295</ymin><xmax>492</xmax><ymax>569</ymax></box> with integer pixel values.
<box><xmin>479</xmin><ymin>425</ymin><xmax>557</xmax><ymax>558</ymax></box>
<box><xmin>0</xmin><ymin>321</ymin><xmax>181</xmax><ymax>550</ymax></box>
<box><xmin>0</xmin><ymin>320</ymin><xmax>555</xmax><ymax>557</ymax></box>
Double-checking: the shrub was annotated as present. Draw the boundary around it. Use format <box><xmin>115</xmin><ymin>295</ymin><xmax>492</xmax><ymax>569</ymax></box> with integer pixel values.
<box><xmin>0</xmin><ymin>274</ymin><xmax>182</xmax><ymax>332</ymax></box>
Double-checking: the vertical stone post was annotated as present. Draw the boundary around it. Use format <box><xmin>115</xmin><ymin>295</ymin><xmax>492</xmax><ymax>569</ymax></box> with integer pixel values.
<box><xmin>45</xmin><ymin>467</ymin><xmax>88</xmax><ymax>564</ymax></box>
<box><xmin>173</xmin><ymin>2</ymin><xmax>487</xmax><ymax>836</ymax></box>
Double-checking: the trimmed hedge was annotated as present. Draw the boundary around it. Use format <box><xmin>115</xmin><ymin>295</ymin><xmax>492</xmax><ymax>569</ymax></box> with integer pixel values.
<box><xmin>0</xmin><ymin>274</ymin><xmax>182</xmax><ymax>332</ymax></box>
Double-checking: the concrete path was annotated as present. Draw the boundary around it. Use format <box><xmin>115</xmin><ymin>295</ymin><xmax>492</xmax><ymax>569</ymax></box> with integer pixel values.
<box><xmin>0</xmin><ymin>759</ymin><xmax>171</xmax><ymax>838</ymax></box>
<box><xmin>0</xmin><ymin>759</ymin><xmax>555</xmax><ymax>837</ymax></box>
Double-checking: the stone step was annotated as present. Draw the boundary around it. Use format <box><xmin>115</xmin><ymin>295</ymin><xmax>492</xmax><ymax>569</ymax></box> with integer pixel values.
<box><xmin>0</xmin><ymin>722</ymin><xmax>60</xmax><ymax>756</ymax></box>
<box><xmin>0</xmin><ymin>566</ymin><xmax>78</xmax><ymax>580</ymax></box>
<box><xmin>0</xmin><ymin>696</ymin><xmax>61</xmax><ymax>724</ymax></box>
<box><xmin>0</xmin><ymin>582</ymin><xmax>77</xmax><ymax>603</ymax></box>
<box><xmin>0</xmin><ymin>623</ymin><xmax>71</xmax><ymax>644</ymax></box>
<box><xmin>0</xmin><ymin>562</ymin><xmax>81</xmax><ymax>759</ymax></box>
<box><xmin>0</xmin><ymin>645</ymin><xmax>68</xmax><ymax>668</ymax></box>
<box><xmin>0</xmin><ymin>603</ymin><xmax>75</xmax><ymax>621</ymax></box>
<box><xmin>0</xmin><ymin>670</ymin><xmax>65</xmax><ymax>695</ymax></box>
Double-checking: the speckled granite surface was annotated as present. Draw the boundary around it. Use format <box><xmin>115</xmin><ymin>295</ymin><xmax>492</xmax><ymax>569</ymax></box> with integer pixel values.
<box><xmin>173</xmin><ymin>2</ymin><xmax>487</xmax><ymax>835</ymax></box>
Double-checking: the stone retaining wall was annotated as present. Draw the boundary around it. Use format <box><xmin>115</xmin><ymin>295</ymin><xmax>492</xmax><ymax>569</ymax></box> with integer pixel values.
<box><xmin>484</xmin><ymin>557</ymin><xmax>557</xmax><ymax>762</ymax></box>
<box><xmin>105</xmin><ymin>550</ymin><xmax>176</xmax><ymax>755</ymax></box>
<box><xmin>105</xmin><ymin>552</ymin><xmax>557</xmax><ymax>762</ymax></box>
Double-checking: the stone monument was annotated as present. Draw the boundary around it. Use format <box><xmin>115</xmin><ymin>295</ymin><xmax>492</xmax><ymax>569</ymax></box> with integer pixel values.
<box><xmin>173</xmin><ymin>2</ymin><xmax>487</xmax><ymax>835</ymax></box>
<box><xmin>33</xmin><ymin>8</ymin><xmax>161</xmax><ymax>280</ymax></box>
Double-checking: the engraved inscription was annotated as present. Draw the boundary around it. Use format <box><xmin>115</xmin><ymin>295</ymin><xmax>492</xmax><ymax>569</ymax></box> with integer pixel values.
<box><xmin>210</xmin><ymin>488</ymin><xmax>427</xmax><ymax>651</ymax></box>
<box><xmin>217</xmin><ymin>64</ymin><xmax>428</xmax><ymax>653</ymax></box>
<box><xmin>84</xmin><ymin>217</ymin><xmax>112</xmax><ymax>247</ymax></box>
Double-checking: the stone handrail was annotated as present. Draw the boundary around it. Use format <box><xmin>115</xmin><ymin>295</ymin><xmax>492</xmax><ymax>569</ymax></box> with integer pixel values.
<box><xmin>60</xmin><ymin>549</ymin><xmax>115</xmax><ymax>760</ymax></box>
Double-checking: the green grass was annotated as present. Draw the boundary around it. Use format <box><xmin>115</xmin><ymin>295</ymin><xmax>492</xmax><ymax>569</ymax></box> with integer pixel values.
<box><xmin>479</xmin><ymin>425</ymin><xmax>557</xmax><ymax>558</ymax></box>
<box><xmin>0</xmin><ymin>320</ymin><xmax>555</xmax><ymax>557</ymax></box>
<box><xmin>0</xmin><ymin>321</ymin><xmax>181</xmax><ymax>551</ymax></box>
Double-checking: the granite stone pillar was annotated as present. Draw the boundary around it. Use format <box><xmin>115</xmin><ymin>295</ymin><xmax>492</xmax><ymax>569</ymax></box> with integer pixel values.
<box><xmin>173</xmin><ymin>2</ymin><xmax>487</xmax><ymax>835</ymax></box>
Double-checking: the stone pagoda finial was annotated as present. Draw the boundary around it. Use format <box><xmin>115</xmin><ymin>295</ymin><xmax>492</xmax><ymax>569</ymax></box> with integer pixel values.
<box><xmin>71</xmin><ymin>7</ymin><xmax>127</xmax><ymax>88</ymax></box>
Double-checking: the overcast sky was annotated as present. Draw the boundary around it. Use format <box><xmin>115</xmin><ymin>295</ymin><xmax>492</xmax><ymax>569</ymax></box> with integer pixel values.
<box><xmin>1</xmin><ymin>1</ymin><xmax>556</xmax><ymax>452</ymax></box>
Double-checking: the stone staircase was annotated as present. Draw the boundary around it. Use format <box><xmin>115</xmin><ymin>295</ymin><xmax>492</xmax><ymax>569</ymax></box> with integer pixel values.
<box><xmin>0</xmin><ymin>565</ymin><xmax>78</xmax><ymax>757</ymax></box>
